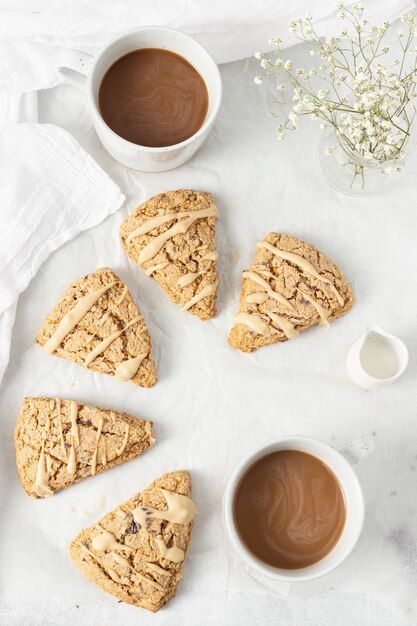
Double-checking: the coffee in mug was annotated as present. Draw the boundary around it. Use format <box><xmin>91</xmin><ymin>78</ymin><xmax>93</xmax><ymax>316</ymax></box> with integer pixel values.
<box><xmin>233</xmin><ymin>449</ymin><xmax>346</xmax><ymax>569</ymax></box>
<box><xmin>98</xmin><ymin>48</ymin><xmax>209</xmax><ymax>148</ymax></box>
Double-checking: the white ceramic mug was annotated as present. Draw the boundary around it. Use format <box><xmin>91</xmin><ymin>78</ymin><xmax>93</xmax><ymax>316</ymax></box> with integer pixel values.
<box><xmin>58</xmin><ymin>27</ymin><xmax>222</xmax><ymax>172</ymax></box>
<box><xmin>222</xmin><ymin>436</ymin><xmax>365</xmax><ymax>582</ymax></box>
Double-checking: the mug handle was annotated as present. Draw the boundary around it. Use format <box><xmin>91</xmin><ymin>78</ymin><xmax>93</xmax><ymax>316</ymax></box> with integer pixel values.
<box><xmin>57</xmin><ymin>49</ymin><xmax>95</xmax><ymax>91</ymax></box>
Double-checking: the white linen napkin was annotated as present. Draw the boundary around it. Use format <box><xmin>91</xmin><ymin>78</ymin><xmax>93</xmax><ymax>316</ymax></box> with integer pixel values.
<box><xmin>0</xmin><ymin>0</ymin><xmax>413</xmax><ymax>128</ymax></box>
<box><xmin>0</xmin><ymin>122</ymin><xmax>125</xmax><ymax>383</ymax></box>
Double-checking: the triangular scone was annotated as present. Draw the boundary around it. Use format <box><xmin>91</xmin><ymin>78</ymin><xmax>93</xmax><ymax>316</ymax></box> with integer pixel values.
<box><xmin>120</xmin><ymin>190</ymin><xmax>219</xmax><ymax>320</ymax></box>
<box><xmin>15</xmin><ymin>397</ymin><xmax>155</xmax><ymax>499</ymax></box>
<box><xmin>70</xmin><ymin>470</ymin><xmax>195</xmax><ymax>612</ymax></box>
<box><xmin>229</xmin><ymin>233</ymin><xmax>354</xmax><ymax>352</ymax></box>
<box><xmin>36</xmin><ymin>267</ymin><xmax>157</xmax><ymax>387</ymax></box>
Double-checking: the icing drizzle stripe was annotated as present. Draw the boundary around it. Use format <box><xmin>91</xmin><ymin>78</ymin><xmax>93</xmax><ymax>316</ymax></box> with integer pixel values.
<box><xmin>43</xmin><ymin>281</ymin><xmax>117</xmax><ymax>354</ymax></box>
<box><xmin>234</xmin><ymin>312</ymin><xmax>269</xmax><ymax>336</ymax></box>
<box><xmin>126</xmin><ymin>205</ymin><xmax>218</xmax><ymax>243</ymax></box>
<box><xmin>242</xmin><ymin>271</ymin><xmax>295</xmax><ymax>312</ymax></box>
<box><xmin>257</xmin><ymin>241</ymin><xmax>344</xmax><ymax>306</ymax></box>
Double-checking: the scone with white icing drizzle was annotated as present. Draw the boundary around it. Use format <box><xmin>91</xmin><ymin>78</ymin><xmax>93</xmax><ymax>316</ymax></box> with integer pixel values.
<box><xmin>70</xmin><ymin>470</ymin><xmax>195</xmax><ymax>612</ymax></box>
<box><xmin>229</xmin><ymin>233</ymin><xmax>354</xmax><ymax>352</ymax></box>
<box><xmin>36</xmin><ymin>267</ymin><xmax>157</xmax><ymax>387</ymax></box>
<box><xmin>15</xmin><ymin>397</ymin><xmax>155</xmax><ymax>499</ymax></box>
<box><xmin>120</xmin><ymin>190</ymin><xmax>219</xmax><ymax>320</ymax></box>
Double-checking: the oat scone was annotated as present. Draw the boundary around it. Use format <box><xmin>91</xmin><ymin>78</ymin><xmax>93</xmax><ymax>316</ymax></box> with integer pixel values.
<box><xmin>36</xmin><ymin>267</ymin><xmax>157</xmax><ymax>387</ymax></box>
<box><xmin>229</xmin><ymin>233</ymin><xmax>354</xmax><ymax>352</ymax></box>
<box><xmin>120</xmin><ymin>190</ymin><xmax>219</xmax><ymax>320</ymax></box>
<box><xmin>70</xmin><ymin>470</ymin><xmax>195</xmax><ymax>612</ymax></box>
<box><xmin>15</xmin><ymin>397</ymin><xmax>155</xmax><ymax>499</ymax></box>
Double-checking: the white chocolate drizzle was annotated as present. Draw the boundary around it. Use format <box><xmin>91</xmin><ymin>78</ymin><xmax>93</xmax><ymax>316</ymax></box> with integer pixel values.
<box><xmin>116</xmin><ymin>286</ymin><xmax>128</xmax><ymax>306</ymax></box>
<box><xmin>177</xmin><ymin>248</ymin><xmax>217</xmax><ymax>288</ymax></box>
<box><xmin>56</xmin><ymin>399</ymin><xmax>67</xmax><ymax>460</ymax></box>
<box><xmin>84</xmin><ymin>315</ymin><xmax>144</xmax><ymax>366</ymax></box>
<box><xmin>135</xmin><ymin>571</ymin><xmax>165</xmax><ymax>592</ymax></box>
<box><xmin>181</xmin><ymin>282</ymin><xmax>218</xmax><ymax>311</ymax></box>
<box><xmin>107</xmin><ymin>568</ymin><xmax>121</xmax><ymax>583</ymax></box>
<box><xmin>145</xmin><ymin>261</ymin><xmax>169</xmax><ymax>277</ymax></box>
<box><xmin>46</xmin><ymin>454</ymin><xmax>52</xmax><ymax>474</ymax></box>
<box><xmin>253</xmin><ymin>268</ymin><xmax>277</xmax><ymax>280</ymax></box>
<box><xmin>91</xmin><ymin>415</ymin><xmax>103</xmax><ymax>476</ymax></box>
<box><xmin>154</xmin><ymin>538</ymin><xmax>185</xmax><ymax>564</ymax></box>
<box><xmin>67</xmin><ymin>438</ymin><xmax>77</xmax><ymax>475</ymax></box>
<box><xmin>115</xmin><ymin>424</ymin><xmax>130</xmax><ymax>457</ymax></box>
<box><xmin>70</xmin><ymin>401</ymin><xmax>79</xmax><ymax>445</ymax></box>
<box><xmin>110</xmin><ymin>551</ymin><xmax>130</xmax><ymax>567</ymax></box>
<box><xmin>265</xmin><ymin>310</ymin><xmax>299</xmax><ymax>339</ymax></box>
<box><xmin>177</xmin><ymin>272</ymin><xmax>202</xmax><ymax>288</ymax></box>
<box><xmin>146</xmin><ymin>562</ymin><xmax>171</xmax><ymax>577</ymax></box>
<box><xmin>135</xmin><ymin>205</ymin><xmax>219</xmax><ymax>265</ymax></box>
<box><xmin>246</xmin><ymin>292</ymin><xmax>268</xmax><ymax>304</ymax></box>
<box><xmin>298</xmin><ymin>289</ymin><xmax>330</xmax><ymax>325</ymax></box>
<box><xmin>234</xmin><ymin>312</ymin><xmax>269</xmax><ymax>336</ymax></box>
<box><xmin>35</xmin><ymin>441</ymin><xmax>53</xmax><ymax>497</ymax></box>
<box><xmin>114</xmin><ymin>353</ymin><xmax>147</xmax><ymax>382</ymax></box>
<box><xmin>86</xmin><ymin>311</ymin><xmax>111</xmax><ymax>345</ymax></box>
<box><xmin>92</xmin><ymin>526</ymin><xmax>133</xmax><ymax>553</ymax></box>
<box><xmin>65</xmin><ymin>401</ymin><xmax>79</xmax><ymax>475</ymax></box>
<box><xmin>43</xmin><ymin>281</ymin><xmax>117</xmax><ymax>354</ymax></box>
<box><xmin>145</xmin><ymin>420</ymin><xmax>155</xmax><ymax>446</ymax></box>
<box><xmin>132</xmin><ymin>489</ymin><xmax>196</xmax><ymax>528</ymax></box>
<box><xmin>257</xmin><ymin>241</ymin><xmax>344</xmax><ymax>306</ymax></box>
<box><xmin>126</xmin><ymin>205</ymin><xmax>218</xmax><ymax>243</ymax></box>
<box><xmin>242</xmin><ymin>271</ymin><xmax>295</xmax><ymax>311</ymax></box>
<box><xmin>81</xmin><ymin>544</ymin><xmax>122</xmax><ymax>583</ymax></box>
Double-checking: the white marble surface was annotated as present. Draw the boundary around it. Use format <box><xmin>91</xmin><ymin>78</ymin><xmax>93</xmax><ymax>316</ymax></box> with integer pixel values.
<box><xmin>2</xmin><ymin>17</ymin><xmax>417</xmax><ymax>626</ymax></box>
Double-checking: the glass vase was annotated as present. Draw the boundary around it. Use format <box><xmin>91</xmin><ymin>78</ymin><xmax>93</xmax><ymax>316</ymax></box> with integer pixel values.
<box><xmin>317</xmin><ymin>127</ymin><xmax>412</xmax><ymax>197</ymax></box>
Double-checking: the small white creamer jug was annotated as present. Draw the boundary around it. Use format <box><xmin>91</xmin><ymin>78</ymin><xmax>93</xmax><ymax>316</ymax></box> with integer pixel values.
<box><xmin>346</xmin><ymin>325</ymin><xmax>409</xmax><ymax>390</ymax></box>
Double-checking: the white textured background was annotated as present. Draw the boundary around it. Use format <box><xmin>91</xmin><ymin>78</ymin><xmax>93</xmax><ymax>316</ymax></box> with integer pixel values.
<box><xmin>2</xmin><ymin>6</ymin><xmax>417</xmax><ymax>626</ymax></box>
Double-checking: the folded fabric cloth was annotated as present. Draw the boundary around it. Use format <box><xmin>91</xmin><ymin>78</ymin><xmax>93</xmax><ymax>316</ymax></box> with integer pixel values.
<box><xmin>0</xmin><ymin>122</ymin><xmax>125</xmax><ymax>383</ymax></box>
<box><xmin>0</xmin><ymin>0</ymin><xmax>412</xmax><ymax>129</ymax></box>
<box><xmin>0</xmin><ymin>0</ymin><xmax>413</xmax><ymax>67</ymax></box>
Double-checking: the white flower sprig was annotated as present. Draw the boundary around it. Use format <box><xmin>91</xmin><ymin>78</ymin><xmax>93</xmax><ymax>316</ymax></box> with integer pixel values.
<box><xmin>254</xmin><ymin>4</ymin><xmax>417</xmax><ymax>173</ymax></box>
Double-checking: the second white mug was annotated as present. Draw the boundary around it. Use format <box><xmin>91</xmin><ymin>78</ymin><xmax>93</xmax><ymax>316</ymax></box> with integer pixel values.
<box><xmin>222</xmin><ymin>436</ymin><xmax>365</xmax><ymax>583</ymax></box>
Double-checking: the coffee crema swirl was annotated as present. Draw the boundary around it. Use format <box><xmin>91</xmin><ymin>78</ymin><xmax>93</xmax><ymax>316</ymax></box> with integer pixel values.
<box><xmin>98</xmin><ymin>48</ymin><xmax>209</xmax><ymax>148</ymax></box>
<box><xmin>234</xmin><ymin>450</ymin><xmax>346</xmax><ymax>569</ymax></box>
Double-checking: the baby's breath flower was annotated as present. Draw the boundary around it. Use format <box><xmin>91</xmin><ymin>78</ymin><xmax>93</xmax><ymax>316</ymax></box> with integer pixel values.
<box><xmin>255</xmin><ymin>7</ymin><xmax>417</xmax><ymax>176</ymax></box>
